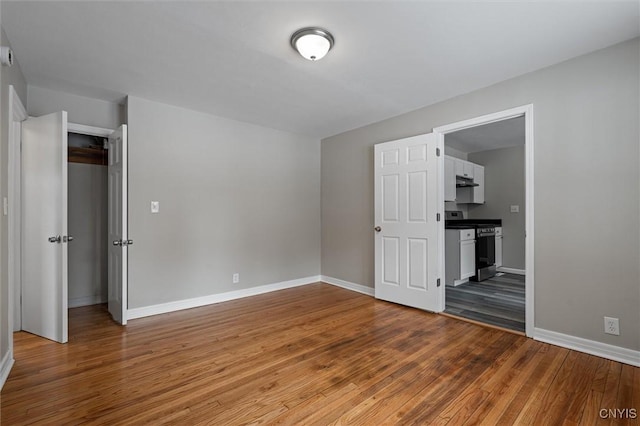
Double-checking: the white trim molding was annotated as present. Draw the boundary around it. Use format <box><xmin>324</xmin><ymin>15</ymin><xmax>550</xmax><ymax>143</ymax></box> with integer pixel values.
<box><xmin>68</xmin><ymin>122</ymin><xmax>114</xmax><ymax>137</ymax></box>
<box><xmin>0</xmin><ymin>350</ymin><xmax>15</xmax><ymax>391</ymax></box>
<box><xmin>8</xmin><ymin>86</ymin><xmax>28</xmax><ymax>340</ymax></box>
<box><xmin>127</xmin><ymin>276</ymin><xmax>321</xmax><ymax>320</ymax></box>
<box><xmin>534</xmin><ymin>328</ymin><xmax>640</xmax><ymax>367</ymax></box>
<box><xmin>321</xmin><ymin>276</ymin><xmax>375</xmax><ymax>297</ymax></box>
<box><xmin>497</xmin><ymin>267</ymin><xmax>526</xmax><ymax>276</ymax></box>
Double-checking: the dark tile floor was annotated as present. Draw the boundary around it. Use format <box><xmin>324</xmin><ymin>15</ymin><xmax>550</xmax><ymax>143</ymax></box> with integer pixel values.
<box><xmin>444</xmin><ymin>272</ymin><xmax>525</xmax><ymax>332</ymax></box>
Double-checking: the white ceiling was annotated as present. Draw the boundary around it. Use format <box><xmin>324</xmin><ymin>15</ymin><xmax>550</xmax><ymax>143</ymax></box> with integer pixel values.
<box><xmin>446</xmin><ymin>116</ymin><xmax>525</xmax><ymax>154</ymax></box>
<box><xmin>2</xmin><ymin>1</ymin><xmax>638</xmax><ymax>139</ymax></box>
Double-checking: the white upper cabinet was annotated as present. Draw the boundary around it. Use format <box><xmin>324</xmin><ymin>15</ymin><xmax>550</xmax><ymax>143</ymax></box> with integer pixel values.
<box><xmin>444</xmin><ymin>156</ymin><xmax>456</xmax><ymax>202</ymax></box>
<box><xmin>454</xmin><ymin>158</ymin><xmax>474</xmax><ymax>179</ymax></box>
<box><xmin>445</xmin><ymin>155</ymin><xmax>484</xmax><ymax>204</ymax></box>
<box><xmin>472</xmin><ymin>164</ymin><xmax>484</xmax><ymax>204</ymax></box>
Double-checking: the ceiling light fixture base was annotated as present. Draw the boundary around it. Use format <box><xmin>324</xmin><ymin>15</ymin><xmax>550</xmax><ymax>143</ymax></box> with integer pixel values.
<box><xmin>290</xmin><ymin>27</ymin><xmax>334</xmax><ymax>61</ymax></box>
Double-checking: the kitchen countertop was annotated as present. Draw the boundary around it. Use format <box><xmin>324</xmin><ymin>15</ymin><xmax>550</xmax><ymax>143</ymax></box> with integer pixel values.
<box><xmin>445</xmin><ymin>218</ymin><xmax>502</xmax><ymax>227</ymax></box>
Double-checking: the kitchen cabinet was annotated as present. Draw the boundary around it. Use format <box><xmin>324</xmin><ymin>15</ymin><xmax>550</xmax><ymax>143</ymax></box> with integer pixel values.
<box><xmin>456</xmin><ymin>163</ymin><xmax>484</xmax><ymax>204</ymax></box>
<box><xmin>445</xmin><ymin>155</ymin><xmax>484</xmax><ymax>204</ymax></box>
<box><xmin>444</xmin><ymin>156</ymin><xmax>456</xmax><ymax>201</ymax></box>
<box><xmin>455</xmin><ymin>158</ymin><xmax>474</xmax><ymax>179</ymax></box>
<box><xmin>472</xmin><ymin>164</ymin><xmax>484</xmax><ymax>204</ymax></box>
<box><xmin>495</xmin><ymin>227</ymin><xmax>503</xmax><ymax>268</ymax></box>
<box><xmin>445</xmin><ymin>228</ymin><xmax>476</xmax><ymax>286</ymax></box>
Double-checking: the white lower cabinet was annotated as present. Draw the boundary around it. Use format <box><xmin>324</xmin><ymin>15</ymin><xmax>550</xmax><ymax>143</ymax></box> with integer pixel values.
<box><xmin>460</xmin><ymin>238</ymin><xmax>476</xmax><ymax>279</ymax></box>
<box><xmin>445</xmin><ymin>229</ymin><xmax>476</xmax><ymax>286</ymax></box>
<box><xmin>495</xmin><ymin>227</ymin><xmax>503</xmax><ymax>268</ymax></box>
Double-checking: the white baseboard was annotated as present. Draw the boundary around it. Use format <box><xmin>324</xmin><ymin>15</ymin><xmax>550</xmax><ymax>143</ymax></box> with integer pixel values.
<box><xmin>321</xmin><ymin>275</ymin><xmax>375</xmax><ymax>297</ymax></box>
<box><xmin>0</xmin><ymin>349</ymin><xmax>15</xmax><ymax>391</ymax></box>
<box><xmin>497</xmin><ymin>267</ymin><xmax>526</xmax><ymax>275</ymax></box>
<box><xmin>127</xmin><ymin>275</ymin><xmax>321</xmax><ymax>320</ymax></box>
<box><xmin>534</xmin><ymin>328</ymin><xmax>640</xmax><ymax>367</ymax></box>
<box><xmin>69</xmin><ymin>295</ymin><xmax>107</xmax><ymax>308</ymax></box>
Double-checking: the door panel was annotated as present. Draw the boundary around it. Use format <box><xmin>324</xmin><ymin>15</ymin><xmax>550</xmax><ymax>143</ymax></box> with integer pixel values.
<box><xmin>108</xmin><ymin>125</ymin><xmax>128</xmax><ymax>325</ymax></box>
<box><xmin>408</xmin><ymin>171</ymin><xmax>427</xmax><ymax>222</ymax></box>
<box><xmin>382</xmin><ymin>174</ymin><xmax>399</xmax><ymax>222</ymax></box>
<box><xmin>374</xmin><ymin>133</ymin><xmax>442</xmax><ymax>312</ymax></box>
<box><xmin>382</xmin><ymin>237</ymin><xmax>400</xmax><ymax>285</ymax></box>
<box><xmin>408</xmin><ymin>238</ymin><xmax>428</xmax><ymax>290</ymax></box>
<box><xmin>22</xmin><ymin>111</ymin><xmax>68</xmax><ymax>343</ymax></box>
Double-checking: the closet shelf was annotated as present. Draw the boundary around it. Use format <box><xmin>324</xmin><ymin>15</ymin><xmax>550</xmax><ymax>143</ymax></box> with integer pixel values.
<box><xmin>68</xmin><ymin>146</ymin><xmax>107</xmax><ymax>166</ymax></box>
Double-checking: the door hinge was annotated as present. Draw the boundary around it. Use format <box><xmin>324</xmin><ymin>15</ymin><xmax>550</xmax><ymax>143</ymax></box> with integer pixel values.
<box><xmin>437</xmin><ymin>278</ymin><xmax>441</xmax><ymax>287</ymax></box>
<box><xmin>436</xmin><ymin>147</ymin><xmax>441</xmax><ymax>157</ymax></box>
<box><xmin>436</xmin><ymin>213</ymin><xmax>441</xmax><ymax>222</ymax></box>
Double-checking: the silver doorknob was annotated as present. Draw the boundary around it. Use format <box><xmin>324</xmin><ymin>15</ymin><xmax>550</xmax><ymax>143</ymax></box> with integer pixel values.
<box><xmin>63</xmin><ymin>235</ymin><xmax>74</xmax><ymax>243</ymax></box>
<box><xmin>113</xmin><ymin>240</ymin><xmax>122</xmax><ymax>246</ymax></box>
<box><xmin>48</xmin><ymin>235</ymin><xmax>61</xmax><ymax>243</ymax></box>
<box><xmin>122</xmin><ymin>240</ymin><xmax>133</xmax><ymax>246</ymax></box>
<box><xmin>374</xmin><ymin>226</ymin><xmax>382</xmax><ymax>232</ymax></box>
<box><xmin>68</xmin><ymin>235</ymin><xmax>74</xmax><ymax>242</ymax></box>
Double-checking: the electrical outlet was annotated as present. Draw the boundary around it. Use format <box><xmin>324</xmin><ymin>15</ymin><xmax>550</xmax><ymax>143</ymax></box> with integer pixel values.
<box><xmin>604</xmin><ymin>317</ymin><xmax>620</xmax><ymax>335</ymax></box>
<box><xmin>150</xmin><ymin>201</ymin><xmax>160</xmax><ymax>213</ymax></box>
<box><xmin>232</xmin><ymin>273</ymin><xmax>240</xmax><ymax>284</ymax></box>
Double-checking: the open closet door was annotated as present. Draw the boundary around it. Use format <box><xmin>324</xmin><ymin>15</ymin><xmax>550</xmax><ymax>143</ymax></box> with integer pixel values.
<box><xmin>108</xmin><ymin>125</ymin><xmax>128</xmax><ymax>325</ymax></box>
<box><xmin>374</xmin><ymin>133</ymin><xmax>443</xmax><ymax>312</ymax></box>
<box><xmin>22</xmin><ymin>111</ymin><xmax>69</xmax><ymax>343</ymax></box>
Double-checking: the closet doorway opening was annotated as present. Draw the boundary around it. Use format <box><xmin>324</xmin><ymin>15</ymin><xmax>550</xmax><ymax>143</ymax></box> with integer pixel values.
<box><xmin>67</xmin><ymin>131</ymin><xmax>109</xmax><ymax>312</ymax></box>
<box><xmin>14</xmin><ymin>114</ymin><xmax>128</xmax><ymax>344</ymax></box>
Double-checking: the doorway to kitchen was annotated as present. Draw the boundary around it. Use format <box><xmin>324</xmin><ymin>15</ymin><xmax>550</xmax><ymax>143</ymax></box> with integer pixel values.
<box><xmin>433</xmin><ymin>105</ymin><xmax>534</xmax><ymax>336</ymax></box>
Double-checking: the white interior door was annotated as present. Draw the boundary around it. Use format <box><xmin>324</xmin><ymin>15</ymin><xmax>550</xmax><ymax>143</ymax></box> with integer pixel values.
<box><xmin>374</xmin><ymin>133</ymin><xmax>443</xmax><ymax>312</ymax></box>
<box><xmin>22</xmin><ymin>111</ymin><xmax>68</xmax><ymax>343</ymax></box>
<box><xmin>108</xmin><ymin>125</ymin><xmax>128</xmax><ymax>325</ymax></box>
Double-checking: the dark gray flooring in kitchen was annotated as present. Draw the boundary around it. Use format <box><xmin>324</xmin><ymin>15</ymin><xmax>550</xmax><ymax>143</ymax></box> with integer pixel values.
<box><xmin>444</xmin><ymin>272</ymin><xmax>525</xmax><ymax>332</ymax></box>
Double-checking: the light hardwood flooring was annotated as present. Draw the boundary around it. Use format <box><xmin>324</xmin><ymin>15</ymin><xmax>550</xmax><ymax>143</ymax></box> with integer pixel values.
<box><xmin>2</xmin><ymin>283</ymin><xmax>638</xmax><ymax>425</ymax></box>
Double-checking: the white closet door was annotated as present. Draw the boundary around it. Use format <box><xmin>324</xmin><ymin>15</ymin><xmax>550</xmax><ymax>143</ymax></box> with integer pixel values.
<box><xmin>22</xmin><ymin>111</ymin><xmax>69</xmax><ymax>343</ymax></box>
<box><xmin>108</xmin><ymin>125</ymin><xmax>128</xmax><ymax>325</ymax></box>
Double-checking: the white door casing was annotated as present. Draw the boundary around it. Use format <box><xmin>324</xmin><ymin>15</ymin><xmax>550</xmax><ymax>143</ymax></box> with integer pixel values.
<box><xmin>433</xmin><ymin>104</ymin><xmax>534</xmax><ymax>337</ymax></box>
<box><xmin>21</xmin><ymin>111</ymin><xmax>69</xmax><ymax>343</ymax></box>
<box><xmin>108</xmin><ymin>125</ymin><xmax>128</xmax><ymax>325</ymax></box>
<box><xmin>9</xmin><ymin>86</ymin><xmax>27</xmax><ymax>334</ymax></box>
<box><xmin>374</xmin><ymin>133</ymin><xmax>443</xmax><ymax>312</ymax></box>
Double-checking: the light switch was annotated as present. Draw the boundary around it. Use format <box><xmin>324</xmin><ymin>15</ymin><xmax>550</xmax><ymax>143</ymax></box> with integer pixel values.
<box><xmin>510</xmin><ymin>205</ymin><xmax>520</xmax><ymax>213</ymax></box>
<box><xmin>151</xmin><ymin>201</ymin><xmax>160</xmax><ymax>213</ymax></box>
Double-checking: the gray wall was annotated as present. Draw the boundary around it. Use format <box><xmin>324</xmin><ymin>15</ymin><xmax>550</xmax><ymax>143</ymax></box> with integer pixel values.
<box><xmin>468</xmin><ymin>146</ymin><xmax>525</xmax><ymax>270</ymax></box>
<box><xmin>21</xmin><ymin>88</ymin><xmax>321</xmax><ymax>312</ymax></box>
<box><xmin>68</xmin><ymin>163</ymin><xmax>108</xmax><ymax>307</ymax></box>
<box><xmin>127</xmin><ymin>96</ymin><xmax>321</xmax><ymax>308</ymax></box>
<box><xmin>0</xmin><ymin>25</ymin><xmax>27</xmax><ymax>374</ymax></box>
<box><xmin>321</xmin><ymin>38</ymin><xmax>639</xmax><ymax>351</ymax></box>
<box><xmin>27</xmin><ymin>86</ymin><xmax>123</xmax><ymax>130</ymax></box>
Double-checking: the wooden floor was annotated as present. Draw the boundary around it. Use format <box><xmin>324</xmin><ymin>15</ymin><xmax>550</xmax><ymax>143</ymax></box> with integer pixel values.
<box><xmin>2</xmin><ymin>283</ymin><xmax>638</xmax><ymax>425</ymax></box>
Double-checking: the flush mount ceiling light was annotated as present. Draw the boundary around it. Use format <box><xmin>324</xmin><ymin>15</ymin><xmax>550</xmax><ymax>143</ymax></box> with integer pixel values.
<box><xmin>290</xmin><ymin>27</ymin><xmax>334</xmax><ymax>61</ymax></box>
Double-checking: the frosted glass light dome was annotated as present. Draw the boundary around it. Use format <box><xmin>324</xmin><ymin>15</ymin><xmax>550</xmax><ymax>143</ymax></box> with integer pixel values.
<box><xmin>291</xmin><ymin>28</ymin><xmax>334</xmax><ymax>61</ymax></box>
